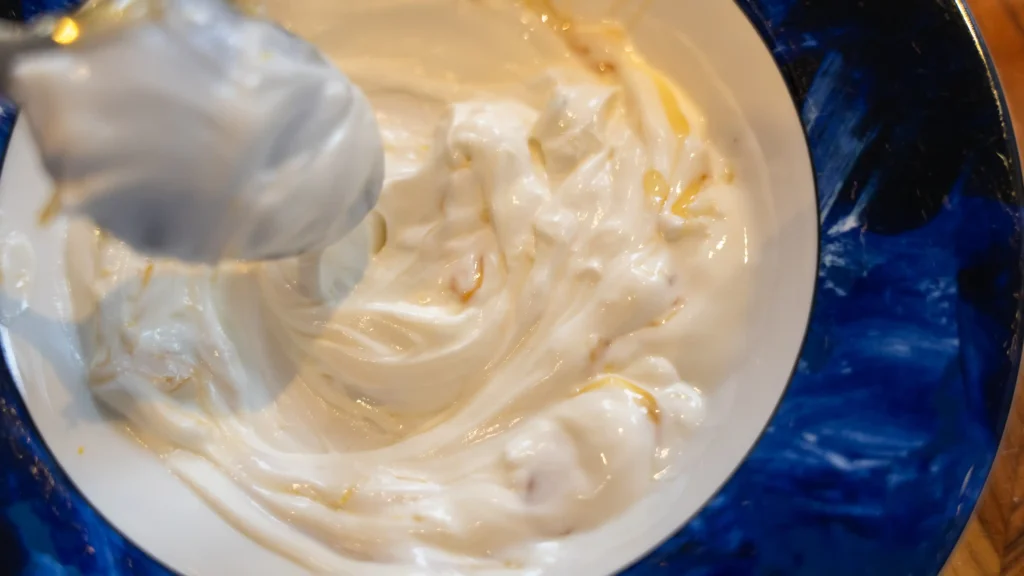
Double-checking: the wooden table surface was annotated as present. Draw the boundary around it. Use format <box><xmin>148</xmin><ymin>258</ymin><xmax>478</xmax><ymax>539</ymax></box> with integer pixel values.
<box><xmin>942</xmin><ymin>3</ymin><xmax>1024</xmax><ymax>574</ymax></box>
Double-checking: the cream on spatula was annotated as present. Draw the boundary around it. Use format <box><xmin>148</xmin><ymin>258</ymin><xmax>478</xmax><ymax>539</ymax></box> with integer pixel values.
<box><xmin>2</xmin><ymin>0</ymin><xmax>384</xmax><ymax>262</ymax></box>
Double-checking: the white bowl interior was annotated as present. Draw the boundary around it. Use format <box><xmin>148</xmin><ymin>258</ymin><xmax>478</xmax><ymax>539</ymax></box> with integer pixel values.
<box><xmin>0</xmin><ymin>0</ymin><xmax>817</xmax><ymax>574</ymax></box>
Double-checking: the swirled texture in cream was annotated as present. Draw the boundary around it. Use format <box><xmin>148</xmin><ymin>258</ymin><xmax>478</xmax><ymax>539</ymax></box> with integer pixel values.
<box><xmin>69</xmin><ymin>0</ymin><xmax>754</xmax><ymax>572</ymax></box>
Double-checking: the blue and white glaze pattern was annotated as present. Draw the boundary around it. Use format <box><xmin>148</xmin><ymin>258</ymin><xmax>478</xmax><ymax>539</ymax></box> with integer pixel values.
<box><xmin>1</xmin><ymin>0</ymin><xmax>1022</xmax><ymax>574</ymax></box>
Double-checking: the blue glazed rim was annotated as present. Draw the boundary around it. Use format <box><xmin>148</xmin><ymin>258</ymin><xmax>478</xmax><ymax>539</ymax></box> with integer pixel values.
<box><xmin>1</xmin><ymin>0</ymin><xmax>1023</xmax><ymax>575</ymax></box>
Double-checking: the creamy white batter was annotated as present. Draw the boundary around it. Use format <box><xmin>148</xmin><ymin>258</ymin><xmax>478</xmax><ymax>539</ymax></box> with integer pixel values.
<box><xmin>68</xmin><ymin>0</ymin><xmax>754</xmax><ymax>572</ymax></box>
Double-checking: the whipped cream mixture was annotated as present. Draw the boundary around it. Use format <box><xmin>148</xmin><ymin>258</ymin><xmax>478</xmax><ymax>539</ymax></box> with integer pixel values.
<box><xmin>69</xmin><ymin>0</ymin><xmax>754</xmax><ymax>572</ymax></box>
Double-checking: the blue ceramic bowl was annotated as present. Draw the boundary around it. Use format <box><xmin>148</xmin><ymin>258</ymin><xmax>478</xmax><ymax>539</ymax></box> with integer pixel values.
<box><xmin>0</xmin><ymin>0</ymin><xmax>1021</xmax><ymax>574</ymax></box>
